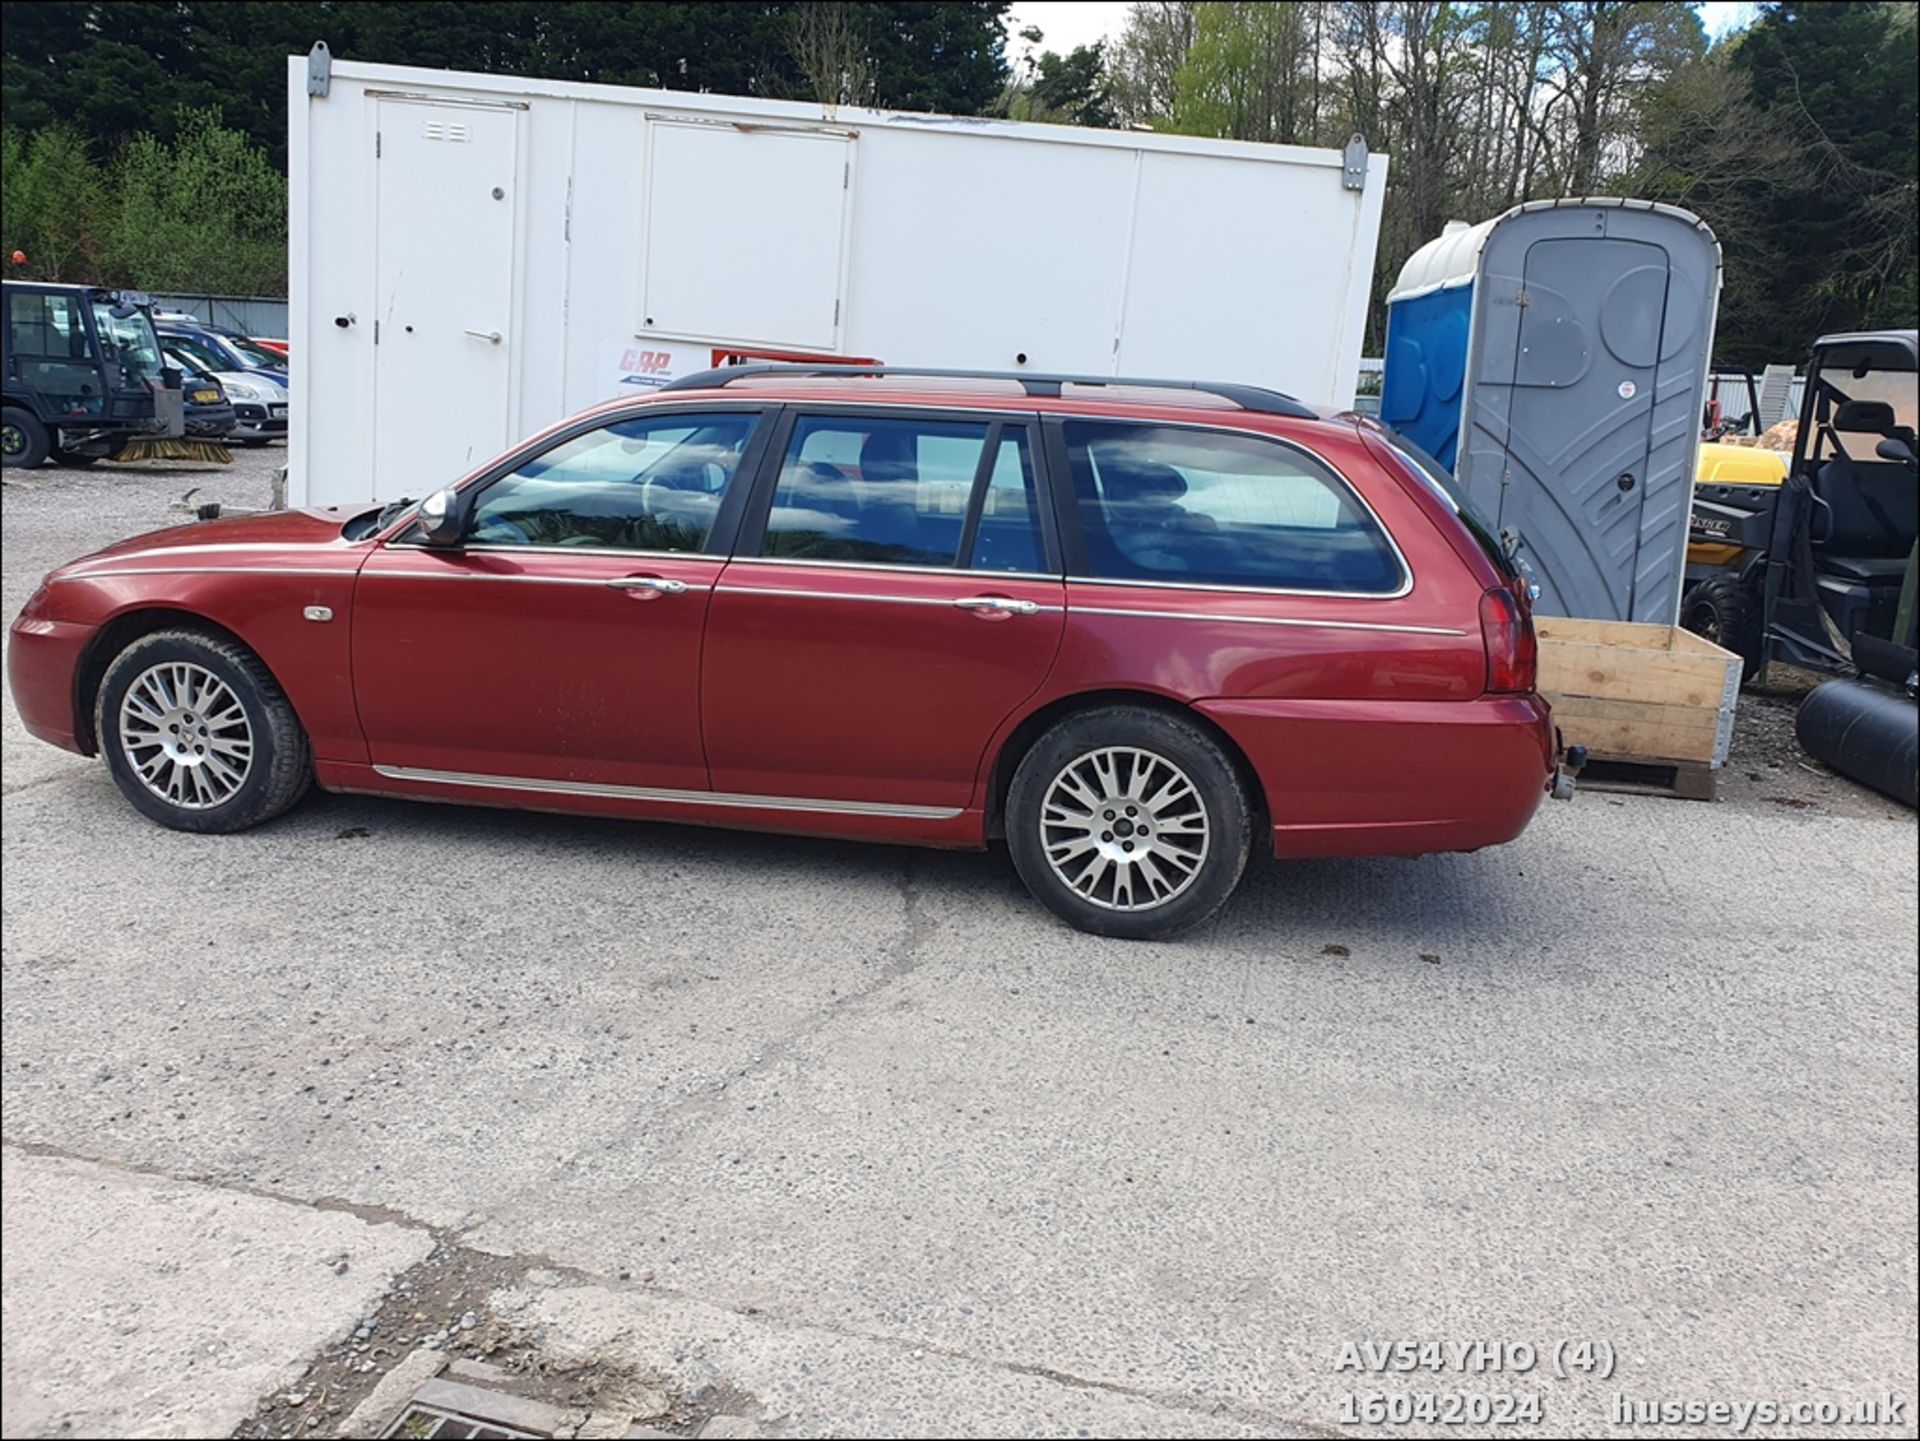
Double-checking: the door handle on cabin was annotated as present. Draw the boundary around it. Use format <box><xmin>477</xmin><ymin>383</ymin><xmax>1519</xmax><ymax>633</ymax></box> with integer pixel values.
<box><xmin>953</xmin><ymin>595</ymin><xmax>1039</xmax><ymax>616</ymax></box>
<box><xmin>607</xmin><ymin>575</ymin><xmax>688</xmax><ymax>595</ymax></box>
<box><xmin>464</xmin><ymin>329</ymin><xmax>503</xmax><ymax>344</ymax></box>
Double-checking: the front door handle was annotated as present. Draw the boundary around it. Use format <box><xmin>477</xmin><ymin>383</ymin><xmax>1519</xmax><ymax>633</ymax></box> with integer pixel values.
<box><xmin>464</xmin><ymin>329</ymin><xmax>503</xmax><ymax>344</ymax></box>
<box><xmin>954</xmin><ymin>595</ymin><xmax>1039</xmax><ymax>616</ymax></box>
<box><xmin>607</xmin><ymin>575</ymin><xmax>688</xmax><ymax>596</ymax></box>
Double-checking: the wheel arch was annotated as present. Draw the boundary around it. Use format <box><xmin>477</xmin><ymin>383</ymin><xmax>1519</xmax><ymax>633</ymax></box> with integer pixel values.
<box><xmin>72</xmin><ymin>607</ymin><xmax>268</xmax><ymax>755</ymax></box>
<box><xmin>982</xmin><ymin>688</ymin><xmax>1267</xmax><ymax>841</ymax></box>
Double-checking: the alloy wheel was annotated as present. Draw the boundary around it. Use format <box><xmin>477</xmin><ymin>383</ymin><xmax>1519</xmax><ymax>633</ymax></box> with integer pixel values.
<box><xmin>118</xmin><ymin>661</ymin><xmax>254</xmax><ymax>809</ymax></box>
<box><xmin>1039</xmin><ymin>745</ymin><xmax>1211</xmax><ymax>912</ymax></box>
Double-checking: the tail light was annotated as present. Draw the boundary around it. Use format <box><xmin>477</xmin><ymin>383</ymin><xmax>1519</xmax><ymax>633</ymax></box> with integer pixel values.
<box><xmin>1480</xmin><ymin>585</ymin><xmax>1537</xmax><ymax>694</ymax></box>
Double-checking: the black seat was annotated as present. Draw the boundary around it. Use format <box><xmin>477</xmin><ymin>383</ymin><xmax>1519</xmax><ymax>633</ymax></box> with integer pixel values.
<box><xmin>1812</xmin><ymin>399</ymin><xmax>1917</xmax><ymax>562</ymax></box>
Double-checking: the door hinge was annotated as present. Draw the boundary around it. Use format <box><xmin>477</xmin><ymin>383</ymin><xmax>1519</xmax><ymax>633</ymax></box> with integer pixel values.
<box><xmin>375</xmin><ymin>131</ymin><xmax>382</xmax><ymax>159</ymax></box>
<box><xmin>843</xmin><ymin>159</ymin><xmax>850</xmax><ymax>189</ymax></box>
<box><xmin>1514</xmin><ymin>289</ymin><xmax>1531</xmax><ymax>308</ymax></box>
<box><xmin>832</xmin><ymin>298</ymin><xmax>841</xmax><ymax>327</ymax></box>
<box><xmin>1500</xmin><ymin>466</ymin><xmax>1512</xmax><ymax>485</ymax></box>
<box><xmin>373</xmin><ymin>319</ymin><xmax>380</xmax><ymax>344</ymax></box>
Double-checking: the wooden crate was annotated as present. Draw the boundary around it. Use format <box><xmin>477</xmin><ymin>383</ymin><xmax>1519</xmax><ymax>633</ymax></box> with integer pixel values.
<box><xmin>1535</xmin><ymin>617</ymin><xmax>1743</xmax><ymax>789</ymax></box>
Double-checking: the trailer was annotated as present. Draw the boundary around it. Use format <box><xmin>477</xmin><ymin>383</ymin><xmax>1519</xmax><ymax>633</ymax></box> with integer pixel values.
<box><xmin>1379</xmin><ymin>199</ymin><xmax>1721</xmax><ymax>625</ymax></box>
<box><xmin>286</xmin><ymin>50</ymin><xmax>1388</xmax><ymax>507</ymax></box>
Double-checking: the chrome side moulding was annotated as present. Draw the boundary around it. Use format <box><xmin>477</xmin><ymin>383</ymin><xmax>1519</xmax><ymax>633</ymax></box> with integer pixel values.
<box><xmin>369</xmin><ymin>765</ymin><xmax>966</xmax><ymax>820</ymax></box>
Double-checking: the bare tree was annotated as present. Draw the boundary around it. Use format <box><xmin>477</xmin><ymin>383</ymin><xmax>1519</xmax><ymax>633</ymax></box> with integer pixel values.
<box><xmin>791</xmin><ymin>1</ymin><xmax>873</xmax><ymax>109</ymax></box>
<box><xmin>1110</xmin><ymin>0</ymin><xmax>1199</xmax><ymax>125</ymax></box>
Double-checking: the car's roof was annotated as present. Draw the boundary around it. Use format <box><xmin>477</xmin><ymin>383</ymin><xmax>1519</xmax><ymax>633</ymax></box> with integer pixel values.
<box><xmin>576</xmin><ymin>368</ymin><xmax>1359</xmax><ymax>436</ymax></box>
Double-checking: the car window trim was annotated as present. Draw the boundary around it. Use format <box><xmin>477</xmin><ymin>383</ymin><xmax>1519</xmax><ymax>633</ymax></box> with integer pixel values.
<box><xmin>734</xmin><ymin>403</ymin><xmax>1062</xmax><ymax>575</ymax></box>
<box><xmin>1039</xmin><ymin>413</ymin><xmax>1415</xmax><ymax>601</ymax></box>
<box><xmin>381</xmin><ymin>400</ymin><xmax>780</xmax><ymax>553</ymax></box>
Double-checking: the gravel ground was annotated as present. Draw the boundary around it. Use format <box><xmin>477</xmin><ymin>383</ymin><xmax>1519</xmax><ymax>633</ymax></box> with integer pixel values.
<box><xmin>3</xmin><ymin>449</ymin><xmax>1915</xmax><ymax>1439</ymax></box>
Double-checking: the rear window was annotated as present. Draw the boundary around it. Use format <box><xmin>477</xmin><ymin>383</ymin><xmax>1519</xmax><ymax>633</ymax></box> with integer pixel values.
<box><xmin>1060</xmin><ymin>420</ymin><xmax>1404</xmax><ymax>593</ymax></box>
<box><xmin>1376</xmin><ymin>430</ymin><xmax>1517</xmax><ymax>581</ymax></box>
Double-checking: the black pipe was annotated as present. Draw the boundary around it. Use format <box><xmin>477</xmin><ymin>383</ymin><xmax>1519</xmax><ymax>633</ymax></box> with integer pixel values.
<box><xmin>1796</xmin><ymin>678</ymin><xmax>1919</xmax><ymax>808</ymax></box>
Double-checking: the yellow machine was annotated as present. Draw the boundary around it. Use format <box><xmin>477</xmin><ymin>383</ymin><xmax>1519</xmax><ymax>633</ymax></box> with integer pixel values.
<box><xmin>1689</xmin><ymin>441</ymin><xmax>1787</xmax><ymax>568</ymax></box>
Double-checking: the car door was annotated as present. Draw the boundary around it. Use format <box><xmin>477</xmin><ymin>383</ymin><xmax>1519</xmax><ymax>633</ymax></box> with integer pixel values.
<box><xmin>352</xmin><ymin>406</ymin><xmax>771</xmax><ymax>792</ymax></box>
<box><xmin>701</xmin><ymin>407</ymin><xmax>1066</xmax><ymax>812</ymax></box>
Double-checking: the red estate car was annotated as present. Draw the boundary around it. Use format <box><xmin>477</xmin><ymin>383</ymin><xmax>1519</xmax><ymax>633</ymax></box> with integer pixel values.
<box><xmin>8</xmin><ymin>367</ymin><xmax>1562</xmax><ymax>938</ymax></box>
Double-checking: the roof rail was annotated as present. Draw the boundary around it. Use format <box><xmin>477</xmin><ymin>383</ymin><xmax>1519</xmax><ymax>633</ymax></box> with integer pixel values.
<box><xmin>658</xmin><ymin>363</ymin><xmax>1317</xmax><ymax>418</ymax></box>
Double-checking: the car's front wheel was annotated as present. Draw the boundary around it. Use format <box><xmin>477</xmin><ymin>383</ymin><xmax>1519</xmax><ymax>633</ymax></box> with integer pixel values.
<box><xmin>1007</xmin><ymin>705</ymin><xmax>1253</xmax><ymax>939</ymax></box>
<box><xmin>96</xmin><ymin>629</ymin><xmax>313</xmax><ymax>832</ymax></box>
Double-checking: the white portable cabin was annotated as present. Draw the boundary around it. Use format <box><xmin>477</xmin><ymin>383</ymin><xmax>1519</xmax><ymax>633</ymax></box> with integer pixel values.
<box><xmin>286</xmin><ymin>51</ymin><xmax>1388</xmax><ymax>507</ymax></box>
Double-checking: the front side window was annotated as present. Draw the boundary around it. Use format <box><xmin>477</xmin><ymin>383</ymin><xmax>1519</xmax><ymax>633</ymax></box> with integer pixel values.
<box><xmin>1061</xmin><ymin>421</ymin><xmax>1404</xmax><ymax>594</ymax></box>
<box><xmin>8</xmin><ymin>291</ymin><xmax>86</xmax><ymax>358</ymax></box>
<box><xmin>758</xmin><ymin>415</ymin><xmax>1050</xmax><ymax>570</ymax></box>
<box><xmin>466</xmin><ymin>411</ymin><xmax>760</xmax><ymax>553</ymax></box>
<box><xmin>90</xmin><ymin>301</ymin><xmax>163</xmax><ymax>379</ymax></box>
<box><xmin>8</xmin><ymin>290</ymin><xmax>105</xmax><ymax>413</ymax></box>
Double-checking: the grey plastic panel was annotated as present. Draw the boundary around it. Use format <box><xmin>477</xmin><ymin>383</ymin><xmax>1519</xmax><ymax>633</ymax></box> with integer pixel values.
<box><xmin>1455</xmin><ymin>203</ymin><xmax>1721</xmax><ymax>623</ymax></box>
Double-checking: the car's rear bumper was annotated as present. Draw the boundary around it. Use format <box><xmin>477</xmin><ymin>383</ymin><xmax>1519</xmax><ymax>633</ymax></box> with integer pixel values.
<box><xmin>7</xmin><ymin>614</ymin><xmax>93</xmax><ymax>754</ymax></box>
<box><xmin>1197</xmin><ymin>693</ymin><xmax>1554</xmax><ymax>859</ymax></box>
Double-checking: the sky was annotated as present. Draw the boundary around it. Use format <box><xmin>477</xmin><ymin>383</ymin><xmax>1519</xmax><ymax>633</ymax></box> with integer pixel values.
<box><xmin>1002</xmin><ymin>2</ymin><xmax>1766</xmax><ymax>69</ymax></box>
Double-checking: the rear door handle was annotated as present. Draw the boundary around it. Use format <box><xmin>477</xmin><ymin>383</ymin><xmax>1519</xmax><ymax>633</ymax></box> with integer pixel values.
<box><xmin>954</xmin><ymin>595</ymin><xmax>1039</xmax><ymax>616</ymax></box>
<box><xmin>607</xmin><ymin>575</ymin><xmax>688</xmax><ymax>595</ymax></box>
<box><xmin>464</xmin><ymin>329</ymin><xmax>503</xmax><ymax>344</ymax></box>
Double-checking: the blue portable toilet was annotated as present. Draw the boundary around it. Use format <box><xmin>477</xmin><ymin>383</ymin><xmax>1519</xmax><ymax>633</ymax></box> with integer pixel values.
<box><xmin>1380</xmin><ymin>199</ymin><xmax>1721</xmax><ymax>623</ymax></box>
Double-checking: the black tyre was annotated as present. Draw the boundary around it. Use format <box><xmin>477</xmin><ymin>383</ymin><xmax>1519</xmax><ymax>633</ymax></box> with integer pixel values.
<box><xmin>238</xmin><ymin>436</ymin><xmax>269</xmax><ymax>448</ymax></box>
<box><xmin>1007</xmin><ymin>705</ymin><xmax>1253</xmax><ymax>940</ymax></box>
<box><xmin>96</xmin><ymin>629</ymin><xmax>312</xmax><ymax>833</ymax></box>
<box><xmin>50</xmin><ymin>448</ymin><xmax>101</xmax><ymax>467</ymax></box>
<box><xmin>1682</xmin><ymin>571</ymin><xmax>1764</xmax><ymax>679</ymax></box>
<box><xmin>3</xmin><ymin>406</ymin><xmax>50</xmax><ymax>469</ymax></box>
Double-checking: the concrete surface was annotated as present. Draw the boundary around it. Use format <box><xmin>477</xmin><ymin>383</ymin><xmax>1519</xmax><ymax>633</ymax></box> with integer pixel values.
<box><xmin>0</xmin><ymin>1147</ymin><xmax>430</xmax><ymax>1438</ymax></box>
<box><xmin>3</xmin><ymin>455</ymin><xmax>1917</xmax><ymax>1437</ymax></box>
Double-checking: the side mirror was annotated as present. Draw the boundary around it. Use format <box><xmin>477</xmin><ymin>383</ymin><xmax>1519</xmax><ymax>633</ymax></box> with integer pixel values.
<box><xmin>1875</xmin><ymin>436</ymin><xmax>1916</xmax><ymax>468</ymax></box>
<box><xmin>415</xmin><ymin>487</ymin><xmax>464</xmax><ymax>546</ymax></box>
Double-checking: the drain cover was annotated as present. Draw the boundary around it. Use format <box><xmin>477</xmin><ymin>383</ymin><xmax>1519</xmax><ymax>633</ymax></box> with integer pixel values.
<box><xmin>382</xmin><ymin>1394</ymin><xmax>549</xmax><ymax>1439</ymax></box>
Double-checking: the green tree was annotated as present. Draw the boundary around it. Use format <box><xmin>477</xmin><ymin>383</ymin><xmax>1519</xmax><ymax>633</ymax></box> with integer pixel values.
<box><xmin>1172</xmin><ymin>1</ymin><xmax>1320</xmax><ymax>143</ymax></box>
<box><xmin>0</xmin><ymin>126</ymin><xmax>110</xmax><ymax>281</ymax></box>
<box><xmin>108</xmin><ymin>108</ymin><xmax>289</xmax><ymax>294</ymax></box>
<box><xmin>1726</xmin><ymin>0</ymin><xmax>1919</xmax><ymax>358</ymax></box>
<box><xmin>1022</xmin><ymin>43</ymin><xmax>1117</xmax><ymax>127</ymax></box>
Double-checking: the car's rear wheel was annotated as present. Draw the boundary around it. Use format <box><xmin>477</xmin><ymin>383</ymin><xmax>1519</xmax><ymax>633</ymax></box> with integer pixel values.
<box><xmin>1007</xmin><ymin>705</ymin><xmax>1253</xmax><ymax>939</ymax></box>
<box><xmin>96</xmin><ymin>629</ymin><xmax>312</xmax><ymax>833</ymax></box>
<box><xmin>3</xmin><ymin>407</ymin><xmax>50</xmax><ymax>469</ymax></box>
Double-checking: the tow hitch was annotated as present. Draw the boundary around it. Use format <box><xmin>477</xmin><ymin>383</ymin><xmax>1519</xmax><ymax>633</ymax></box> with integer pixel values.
<box><xmin>1552</xmin><ymin>744</ymin><xmax>1589</xmax><ymax>801</ymax></box>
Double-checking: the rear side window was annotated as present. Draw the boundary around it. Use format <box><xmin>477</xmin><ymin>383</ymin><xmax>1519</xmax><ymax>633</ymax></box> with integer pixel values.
<box><xmin>761</xmin><ymin>414</ymin><xmax>1045</xmax><ymax>570</ymax></box>
<box><xmin>1060</xmin><ymin>421</ymin><xmax>1404</xmax><ymax>593</ymax></box>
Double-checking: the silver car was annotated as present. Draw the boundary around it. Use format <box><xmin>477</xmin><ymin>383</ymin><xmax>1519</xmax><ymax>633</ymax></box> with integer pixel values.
<box><xmin>163</xmin><ymin>347</ymin><xmax>289</xmax><ymax>447</ymax></box>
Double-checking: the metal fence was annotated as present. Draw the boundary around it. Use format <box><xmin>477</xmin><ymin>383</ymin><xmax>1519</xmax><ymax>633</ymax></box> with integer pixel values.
<box><xmin>148</xmin><ymin>292</ymin><xmax>289</xmax><ymax>338</ymax></box>
<box><xmin>1707</xmin><ymin>371</ymin><xmax>1805</xmax><ymax>430</ymax></box>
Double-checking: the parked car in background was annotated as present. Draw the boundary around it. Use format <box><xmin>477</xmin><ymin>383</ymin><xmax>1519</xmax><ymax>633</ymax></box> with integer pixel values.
<box><xmin>160</xmin><ymin>345</ymin><xmax>287</xmax><ymax>447</ymax></box>
<box><xmin>249</xmin><ymin>337</ymin><xmax>289</xmax><ymax>359</ymax></box>
<box><xmin>6</xmin><ymin>365</ymin><xmax>1564</xmax><ymax>939</ymax></box>
<box><xmin>153</xmin><ymin>317</ymin><xmax>288</xmax><ymax>381</ymax></box>
<box><xmin>158</xmin><ymin>350</ymin><xmax>236</xmax><ymax>440</ymax></box>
